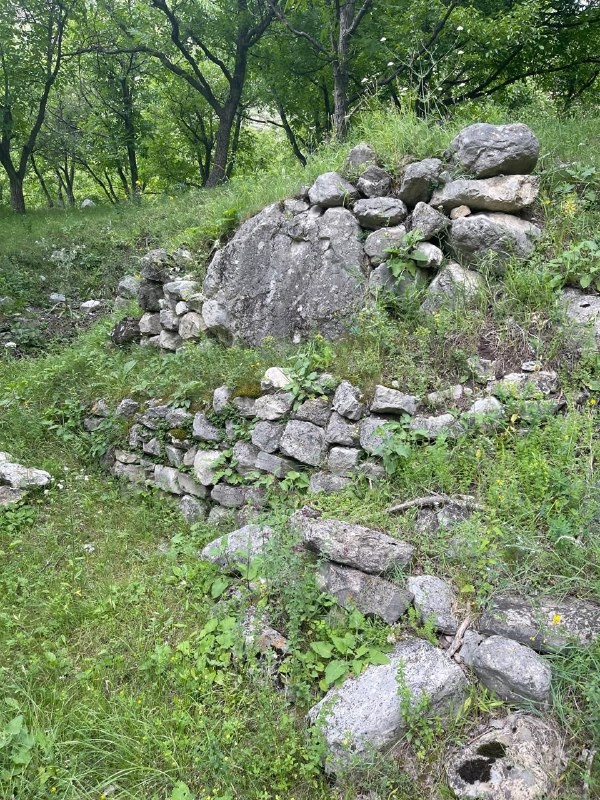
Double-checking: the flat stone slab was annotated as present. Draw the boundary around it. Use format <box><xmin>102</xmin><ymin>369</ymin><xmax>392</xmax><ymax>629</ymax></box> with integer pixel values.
<box><xmin>461</xmin><ymin>634</ymin><xmax>551</xmax><ymax>707</ymax></box>
<box><xmin>447</xmin><ymin>712</ymin><xmax>564</xmax><ymax>799</ymax></box>
<box><xmin>308</xmin><ymin>637</ymin><xmax>469</xmax><ymax>773</ymax></box>
<box><xmin>0</xmin><ymin>462</ymin><xmax>51</xmax><ymax>489</ymax></box>
<box><xmin>431</xmin><ymin>175</ymin><xmax>539</xmax><ymax>213</ymax></box>
<box><xmin>479</xmin><ymin>594</ymin><xmax>600</xmax><ymax>652</ymax></box>
<box><xmin>407</xmin><ymin>575</ymin><xmax>458</xmax><ymax>634</ymax></box>
<box><xmin>200</xmin><ymin>524</ymin><xmax>274</xmax><ymax>571</ymax></box>
<box><xmin>291</xmin><ymin>508</ymin><xmax>414</xmax><ymax>574</ymax></box>
<box><xmin>317</xmin><ymin>562</ymin><xmax>414</xmax><ymax>624</ymax></box>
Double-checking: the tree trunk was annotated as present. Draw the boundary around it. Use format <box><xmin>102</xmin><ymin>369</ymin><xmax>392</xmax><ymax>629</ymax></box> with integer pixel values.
<box><xmin>120</xmin><ymin>78</ymin><xmax>140</xmax><ymax>198</ymax></box>
<box><xmin>9</xmin><ymin>173</ymin><xmax>26</xmax><ymax>214</ymax></box>
<box><xmin>31</xmin><ymin>155</ymin><xmax>55</xmax><ymax>208</ymax></box>
<box><xmin>205</xmin><ymin>106</ymin><xmax>237</xmax><ymax>188</ymax></box>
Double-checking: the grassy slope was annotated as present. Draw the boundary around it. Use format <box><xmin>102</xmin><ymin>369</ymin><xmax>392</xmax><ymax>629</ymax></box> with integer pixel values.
<box><xmin>0</xmin><ymin>107</ymin><xmax>599</xmax><ymax>800</ymax></box>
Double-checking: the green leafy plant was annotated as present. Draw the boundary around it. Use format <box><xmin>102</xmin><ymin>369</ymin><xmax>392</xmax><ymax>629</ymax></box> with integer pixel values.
<box><xmin>386</xmin><ymin>230</ymin><xmax>430</xmax><ymax>281</ymax></box>
<box><xmin>548</xmin><ymin>238</ymin><xmax>600</xmax><ymax>291</ymax></box>
<box><xmin>373</xmin><ymin>415</ymin><xmax>427</xmax><ymax>475</ymax></box>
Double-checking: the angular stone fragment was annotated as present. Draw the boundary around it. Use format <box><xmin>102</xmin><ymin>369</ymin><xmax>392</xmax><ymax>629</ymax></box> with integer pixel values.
<box><xmin>420</xmin><ymin>263</ymin><xmax>484</xmax><ymax>313</ymax></box>
<box><xmin>332</xmin><ymin>380</ymin><xmax>366</xmax><ymax>420</ymax></box>
<box><xmin>449</xmin><ymin>122</ymin><xmax>540</xmax><ymax>178</ymax></box>
<box><xmin>232</xmin><ymin>441</ymin><xmax>260</xmax><ymax>475</ymax></box>
<box><xmin>137</xmin><ymin>282</ymin><xmax>163</xmax><ymax>312</ymax></box>
<box><xmin>279</xmin><ymin>420</ymin><xmax>325</xmax><ymax>466</ymax></box>
<box><xmin>253</xmin><ymin>392</ymin><xmax>294</xmax><ymax>421</ymax></box>
<box><xmin>118</xmin><ymin>275</ymin><xmax>140</xmax><ymax>299</ymax></box>
<box><xmin>213</xmin><ymin>385</ymin><xmax>231</xmax><ymax>413</ymax></box>
<box><xmin>112</xmin><ymin>461</ymin><xmax>148</xmax><ymax>485</ymax></box>
<box><xmin>232</xmin><ymin>396</ymin><xmax>257</xmax><ymax>418</ymax></box>
<box><xmin>344</xmin><ymin>143</ymin><xmax>377</xmax><ymax>175</ymax></box>
<box><xmin>364</xmin><ymin>225</ymin><xmax>407</xmax><ymax>266</ymax></box>
<box><xmin>407</xmin><ymin>575</ymin><xmax>458</xmax><ymax>633</ymax></box>
<box><xmin>0</xmin><ymin>462</ymin><xmax>51</xmax><ymax>489</ymax></box>
<box><xmin>490</xmin><ymin>371</ymin><xmax>558</xmax><ymax>398</ymax></box>
<box><xmin>251</xmin><ymin>421</ymin><xmax>284</xmax><ymax>454</ymax></box>
<box><xmin>562</xmin><ymin>289</ymin><xmax>600</xmax><ymax>348</ymax></box>
<box><xmin>356</xmin><ymin>165</ymin><xmax>392</xmax><ymax>198</ymax></box>
<box><xmin>308</xmin><ymin>638</ymin><xmax>469</xmax><ymax>773</ymax></box>
<box><xmin>353</xmin><ymin>198</ymin><xmax>407</xmax><ymax>229</ymax></box>
<box><xmin>140</xmin><ymin>248</ymin><xmax>173</xmax><ymax>282</ymax></box>
<box><xmin>143</xmin><ymin>437</ymin><xmax>162</xmax><ymax>456</ymax></box>
<box><xmin>461</xmin><ymin>634</ymin><xmax>551</xmax><ymax>707</ymax></box>
<box><xmin>114</xmin><ymin>449</ymin><xmax>139</xmax><ymax>465</ymax></box>
<box><xmin>116</xmin><ymin>398</ymin><xmax>139</xmax><ymax>417</ymax></box>
<box><xmin>163</xmin><ymin>280</ymin><xmax>200</xmax><ymax>304</ymax></box>
<box><xmin>153</xmin><ymin>465</ymin><xmax>182</xmax><ymax>495</ymax></box>
<box><xmin>359</xmin><ymin>415</ymin><xmax>395</xmax><ymax>456</ymax></box>
<box><xmin>292</xmin><ymin>509</ymin><xmax>414</xmax><ymax>573</ymax></box>
<box><xmin>317</xmin><ymin>562</ymin><xmax>413</xmax><ymax>623</ymax></box>
<box><xmin>260</xmin><ymin>367</ymin><xmax>291</xmax><ymax>392</ymax></box>
<box><xmin>83</xmin><ymin>416</ymin><xmax>103</xmax><ymax>432</ymax></box>
<box><xmin>179</xmin><ymin>494</ymin><xmax>208</xmax><ymax>523</ymax></box>
<box><xmin>192</xmin><ymin>413</ymin><xmax>222</xmax><ymax>442</ymax></box>
<box><xmin>200</xmin><ymin>524</ymin><xmax>274</xmax><ymax>570</ymax></box>
<box><xmin>159</xmin><ymin>330</ymin><xmax>183</xmax><ymax>351</ymax></box>
<box><xmin>464</xmin><ymin>397</ymin><xmax>505</xmax><ymax>418</ymax></box>
<box><xmin>308</xmin><ymin>472</ymin><xmax>351</xmax><ymax>494</ymax></box>
<box><xmin>413</xmin><ymin>241</ymin><xmax>443</xmax><ymax>269</ymax></box>
<box><xmin>0</xmin><ymin>486</ymin><xmax>26</xmax><ymax>507</ymax></box>
<box><xmin>210</xmin><ymin>483</ymin><xmax>265</xmax><ymax>509</ymax></box>
<box><xmin>431</xmin><ymin>175</ymin><xmax>539</xmax><ymax>213</ymax></box>
<box><xmin>325</xmin><ymin>412</ymin><xmax>359</xmax><ymax>446</ymax></box>
<box><xmin>479</xmin><ymin>594</ymin><xmax>600</xmax><ymax>652</ymax></box>
<box><xmin>398</xmin><ymin>158</ymin><xmax>444</xmax><ymax>206</ymax></box>
<box><xmin>450</xmin><ymin>204</ymin><xmax>471</xmax><ymax>220</ymax></box>
<box><xmin>255</xmin><ymin>450</ymin><xmax>297</xmax><ymax>478</ymax></box>
<box><xmin>294</xmin><ymin>397</ymin><xmax>331</xmax><ymax>427</ymax></box>
<box><xmin>327</xmin><ymin>446</ymin><xmax>361</xmax><ymax>476</ymax></box>
<box><xmin>409</xmin><ymin>202</ymin><xmax>449</xmax><ymax>240</ymax></box>
<box><xmin>139</xmin><ymin>312</ymin><xmax>161</xmax><ymax>335</ymax></box>
<box><xmin>308</xmin><ymin>171</ymin><xmax>359</xmax><ymax>207</ymax></box>
<box><xmin>178</xmin><ymin>472</ymin><xmax>208</xmax><ymax>498</ymax></box>
<box><xmin>447</xmin><ymin>712</ymin><xmax>564</xmax><ymax>800</ymax></box>
<box><xmin>450</xmin><ymin>213</ymin><xmax>541</xmax><ymax>267</ymax></box>
<box><xmin>410</xmin><ymin>413</ymin><xmax>462</xmax><ymax>439</ymax></box>
<box><xmin>193</xmin><ymin>449</ymin><xmax>222</xmax><ymax>486</ymax></box>
<box><xmin>370</xmin><ymin>386</ymin><xmax>419</xmax><ymax>415</ymax></box>
<box><xmin>202</xmin><ymin>204</ymin><xmax>366</xmax><ymax>345</ymax></box>
<box><xmin>159</xmin><ymin>307</ymin><xmax>179</xmax><ymax>331</ymax></box>
<box><xmin>179</xmin><ymin>311</ymin><xmax>206</xmax><ymax>340</ymax></box>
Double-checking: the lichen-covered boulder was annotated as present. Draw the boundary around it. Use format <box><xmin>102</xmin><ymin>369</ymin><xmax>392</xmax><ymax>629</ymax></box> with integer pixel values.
<box><xmin>448</xmin><ymin>123</ymin><xmax>540</xmax><ymax>178</ymax></box>
<box><xmin>202</xmin><ymin>203</ymin><xmax>367</xmax><ymax>345</ymax></box>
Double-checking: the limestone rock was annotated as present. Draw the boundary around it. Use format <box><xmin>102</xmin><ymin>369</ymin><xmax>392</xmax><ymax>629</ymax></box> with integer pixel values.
<box><xmin>450</xmin><ymin>213</ymin><xmax>541</xmax><ymax>266</ymax></box>
<box><xmin>254</xmin><ymin>392</ymin><xmax>294</xmax><ymax>421</ymax></box>
<box><xmin>202</xmin><ymin>203</ymin><xmax>367</xmax><ymax>345</ymax></box>
<box><xmin>449</xmin><ymin>122</ymin><xmax>540</xmax><ymax>178</ymax></box>
<box><xmin>159</xmin><ymin>307</ymin><xmax>179</xmax><ymax>331</ymax></box>
<box><xmin>420</xmin><ymin>263</ymin><xmax>484</xmax><ymax>313</ymax></box>
<box><xmin>431</xmin><ymin>175</ymin><xmax>539</xmax><ymax>213</ymax></box>
<box><xmin>111</xmin><ymin>316</ymin><xmax>140</xmax><ymax>346</ymax></box>
<box><xmin>332</xmin><ymin>380</ymin><xmax>366</xmax><ymax>420</ymax></box>
<box><xmin>0</xmin><ymin>486</ymin><xmax>26</xmax><ymax>507</ymax></box>
<box><xmin>464</xmin><ymin>397</ymin><xmax>505</xmax><ymax>418</ymax></box>
<box><xmin>210</xmin><ymin>483</ymin><xmax>265</xmax><ymax>509</ymax></box>
<box><xmin>479</xmin><ymin>594</ymin><xmax>600</xmax><ymax>652</ymax></box>
<box><xmin>356</xmin><ymin>165</ymin><xmax>392</xmax><ymax>198</ymax></box>
<box><xmin>163</xmin><ymin>280</ymin><xmax>200</xmax><ymax>304</ymax></box>
<box><xmin>370</xmin><ymin>386</ymin><xmax>419</xmax><ymax>415</ymax></box>
<box><xmin>369</xmin><ymin>263</ymin><xmax>428</xmax><ymax>296</ymax></box>
<box><xmin>450</xmin><ymin>205</ymin><xmax>472</xmax><ymax>220</ymax></box>
<box><xmin>410</xmin><ymin>413</ymin><xmax>462</xmax><ymax>439</ymax></box>
<box><xmin>327</xmin><ymin>446</ymin><xmax>361</xmax><ymax>476</ymax></box>
<box><xmin>308</xmin><ymin>472</ymin><xmax>351</xmax><ymax>494</ymax></box>
<box><xmin>116</xmin><ymin>398</ymin><xmax>139</xmax><ymax>418</ymax></box>
<box><xmin>308</xmin><ymin>172</ymin><xmax>358</xmax><ymax>207</ymax></box>
<box><xmin>200</xmin><ymin>524</ymin><xmax>274</xmax><ymax>570</ymax></box>
<box><xmin>364</xmin><ymin>225</ymin><xmax>407</xmax><ymax>266</ymax></box>
<box><xmin>562</xmin><ymin>289</ymin><xmax>600</xmax><ymax>347</ymax></box>
<box><xmin>279</xmin><ymin>420</ymin><xmax>325</xmax><ymax>466</ymax></box>
<box><xmin>140</xmin><ymin>249</ymin><xmax>173</xmax><ymax>282</ymax></box>
<box><xmin>490</xmin><ymin>371</ymin><xmax>558</xmax><ymax>398</ymax></box>
<box><xmin>407</xmin><ymin>575</ymin><xmax>458</xmax><ymax>634</ymax></box>
<box><xmin>260</xmin><ymin>367</ymin><xmax>291</xmax><ymax>392</ymax></box>
<box><xmin>192</xmin><ymin>413</ymin><xmax>222</xmax><ymax>442</ymax></box>
<box><xmin>251</xmin><ymin>421</ymin><xmax>284</xmax><ymax>454</ymax></box>
<box><xmin>193</xmin><ymin>449</ymin><xmax>222</xmax><ymax>486</ymax></box>
<box><xmin>137</xmin><ymin>282</ymin><xmax>163</xmax><ymax>312</ymax></box>
<box><xmin>213</xmin><ymin>386</ymin><xmax>231</xmax><ymax>413</ymax></box>
<box><xmin>353</xmin><ymin>198</ymin><xmax>407</xmax><ymax>229</ymax></box>
<box><xmin>409</xmin><ymin>202</ymin><xmax>449</xmax><ymax>240</ymax></box>
<box><xmin>317</xmin><ymin>562</ymin><xmax>413</xmax><ymax>623</ymax></box>
<box><xmin>325</xmin><ymin>412</ymin><xmax>359</xmax><ymax>446</ymax></box>
<box><xmin>179</xmin><ymin>495</ymin><xmax>208</xmax><ymax>523</ymax></box>
<box><xmin>112</xmin><ymin>461</ymin><xmax>148</xmax><ymax>485</ymax></box>
<box><xmin>153</xmin><ymin>465</ymin><xmax>183</xmax><ymax>495</ymax></box>
<box><xmin>178</xmin><ymin>472</ymin><xmax>207</xmax><ymax>498</ymax></box>
<box><xmin>232</xmin><ymin>396</ymin><xmax>257</xmax><ymax>418</ymax></box>
<box><xmin>293</xmin><ymin>510</ymin><xmax>414</xmax><ymax>573</ymax></box>
<box><xmin>308</xmin><ymin>638</ymin><xmax>469</xmax><ymax>773</ymax></box>
<box><xmin>255</xmin><ymin>450</ymin><xmax>297</xmax><ymax>478</ymax></box>
<box><xmin>294</xmin><ymin>397</ymin><xmax>331</xmax><ymax>427</ymax></box>
<box><xmin>461</xmin><ymin>634</ymin><xmax>551</xmax><ymax>707</ymax></box>
<box><xmin>413</xmin><ymin>241</ymin><xmax>443</xmax><ymax>269</ymax></box>
<box><xmin>359</xmin><ymin>415</ymin><xmax>394</xmax><ymax>455</ymax></box>
<box><xmin>344</xmin><ymin>143</ymin><xmax>377</xmax><ymax>175</ymax></box>
<box><xmin>398</xmin><ymin>158</ymin><xmax>444</xmax><ymax>206</ymax></box>
<box><xmin>179</xmin><ymin>311</ymin><xmax>206</xmax><ymax>340</ymax></box>
<box><xmin>158</xmin><ymin>330</ymin><xmax>183</xmax><ymax>351</ymax></box>
<box><xmin>0</xmin><ymin>462</ymin><xmax>51</xmax><ymax>489</ymax></box>
<box><xmin>139</xmin><ymin>312</ymin><xmax>161</xmax><ymax>335</ymax></box>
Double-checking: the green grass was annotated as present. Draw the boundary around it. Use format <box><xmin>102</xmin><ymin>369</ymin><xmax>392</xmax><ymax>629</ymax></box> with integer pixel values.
<box><xmin>0</xmin><ymin>105</ymin><xmax>599</xmax><ymax>799</ymax></box>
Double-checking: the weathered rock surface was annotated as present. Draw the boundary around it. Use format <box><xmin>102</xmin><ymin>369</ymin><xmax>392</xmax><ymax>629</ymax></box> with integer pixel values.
<box><xmin>332</xmin><ymin>381</ymin><xmax>366</xmax><ymax>421</ymax></box>
<box><xmin>398</xmin><ymin>158</ymin><xmax>444</xmax><ymax>205</ymax></box>
<box><xmin>370</xmin><ymin>386</ymin><xmax>419</xmax><ymax>415</ymax></box>
<box><xmin>490</xmin><ymin>370</ymin><xmax>558</xmax><ymax>397</ymax></box>
<box><xmin>353</xmin><ymin>197</ymin><xmax>407</xmax><ymax>229</ymax></box>
<box><xmin>446</xmin><ymin>712</ymin><xmax>564</xmax><ymax>799</ymax></box>
<box><xmin>327</xmin><ymin>446</ymin><xmax>360</xmax><ymax>476</ymax></box>
<box><xmin>293</xmin><ymin>509</ymin><xmax>414</xmax><ymax>573</ymax></box>
<box><xmin>210</xmin><ymin>483</ymin><xmax>265</xmax><ymax>509</ymax></box>
<box><xmin>279</xmin><ymin>419</ymin><xmax>325</xmax><ymax>466</ymax></box>
<box><xmin>200</xmin><ymin>524</ymin><xmax>274</xmax><ymax>570</ymax></box>
<box><xmin>255</xmin><ymin>450</ymin><xmax>297</xmax><ymax>478</ymax></box>
<box><xmin>251</xmin><ymin>421</ymin><xmax>284</xmax><ymax>453</ymax></box>
<box><xmin>363</xmin><ymin>225</ymin><xmax>407</xmax><ymax>266</ymax></box>
<box><xmin>139</xmin><ymin>312</ymin><xmax>161</xmax><ymax>335</ymax></box>
<box><xmin>410</xmin><ymin>413</ymin><xmax>462</xmax><ymax>439</ymax></box>
<box><xmin>325</xmin><ymin>412</ymin><xmax>359</xmax><ymax>446</ymax></box>
<box><xmin>308</xmin><ymin>172</ymin><xmax>358</xmax><ymax>207</ymax></box>
<box><xmin>254</xmin><ymin>392</ymin><xmax>294</xmax><ymax>421</ymax></box>
<box><xmin>193</xmin><ymin>449</ymin><xmax>222</xmax><ymax>486</ymax></box>
<box><xmin>449</xmin><ymin>123</ymin><xmax>540</xmax><ymax>178</ymax></box>
<box><xmin>461</xmin><ymin>634</ymin><xmax>551</xmax><ymax>707</ymax></box>
<box><xmin>450</xmin><ymin>213</ymin><xmax>541</xmax><ymax>266</ymax></box>
<box><xmin>344</xmin><ymin>143</ymin><xmax>377</xmax><ymax>175</ymax></box>
<box><xmin>294</xmin><ymin>397</ymin><xmax>331</xmax><ymax>427</ymax></box>
<box><xmin>431</xmin><ymin>175</ymin><xmax>539</xmax><ymax>213</ymax></box>
<box><xmin>479</xmin><ymin>594</ymin><xmax>600</xmax><ymax>652</ymax></box>
<box><xmin>407</xmin><ymin>575</ymin><xmax>458</xmax><ymax>633</ymax></box>
<box><xmin>192</xmin><ymin>413</ymin><xmax>222</xmax><ymax>442</ymax></box>
<box><xmin>409</xmin><ymin>201</ymin><xmax>449</xmax><ymax>240</ymax></box>
<box><xmin>308</xmin><ymin>638</ymin><xmax>469</xmax><ymax>773</ymax></box>
<box><xmin>414</xmin><ymin>241</ymin><xmax>444</xmax><ymax>269</ymax></box>
<box><xmin>308</xmin><ymin>472</ymin><xmax>351</xmax><ymax>494</ymax></box>
<box><xmin>368</xmin><ymin>263</ymin><xmax>428</xmax><ymax>296</ymax></box>
<box><xmin>0</xmin><ymin>462</ymin><xmax>51</xmax><ymax>489</ymax></box>
<box><xmin>317</xmin><ymin>562</ymin><xmax>413</xmax><ymax>623</ymax></box>
<box><xmin>359</xmin><ymin>415</ymin><xmax>394</xmax><ymax>455</ymax></box>
<box><xmin>421</xmin><ymin>263</ymin><xmax>484</xmax><ymax>313</ymax></box>
<box><xmin>356</xmin><ymin>165</ymin><xmax>392</xmax><ymax>198</ymax></box>
<box><xmin>179</xmin><ymin>494</ymin><xmax>208</xmax><ymax>523</ymax></box>
<box><xmin>562</xmin><ymin>289</ymin><xmax>600</xmax><ymax>347</ymax></box>
<box><xmin>153</xmin><ymin>464</ymin><xmax>183</xmax><ymax>495</ymax></box>
<box><xmin>202</xmin><ymin>203</ymin><xmax>367</xmax><ymax>345</ymax></box>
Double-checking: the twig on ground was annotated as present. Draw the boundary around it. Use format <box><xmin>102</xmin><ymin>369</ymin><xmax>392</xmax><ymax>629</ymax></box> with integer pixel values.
<box><xmin>386</xmin><ymin>494</ymin><xmax>485</xmax><ymax>514</ymax></box>
<box><xmin>447</xmin><ymin>616</ymin><xmax>472</xmax><ymax>660</ymax></box>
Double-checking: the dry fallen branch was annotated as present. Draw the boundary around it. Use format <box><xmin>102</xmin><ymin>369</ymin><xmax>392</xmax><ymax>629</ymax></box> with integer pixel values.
<box><xmin>386</xmin><ymin>494</ymin><xmax>485</xmax><ymax>514</ymax></box>
<box><xmin>447</xmin><ymin>616</ymin><xmax>472</xmax><ymax>661</ymax></box>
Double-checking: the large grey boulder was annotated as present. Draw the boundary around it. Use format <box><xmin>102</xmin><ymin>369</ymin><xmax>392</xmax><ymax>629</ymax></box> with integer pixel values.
<box><xmin>447</xmin><ymin>712</ymin><xmax>565</xmax><ymax>800</ymax></box>
<box><xmin>192</xmin><ymin>413</ymin><xmax>222</xmax><ymax>442</ymax></box>
<box><xmin>397</xmin><ymin>158</ymin><xmax>444</xmax><ymax>206</ymax></box>
<box><xmin>327</xmin><ymin>446</ymin><xmax>361</xmax><ymax>476</ymax></box>
<box><xmin>480</xmin><ymin>594</ymin><xmax>600</xmax><ymax>652</ymax></box>
<box><xmin>179</xmin><ymin>312</ymin><xmax>206</xmax><ymax>340</ymax></box>
<box><xmin>253</xmin><ymin>392</ymin><xmax>294</xmax><ymax>421</ymax></box>
<box><xmin>364</xmin><ymin>225</ymin><xmax>407</xmax><ymax>266</ymax></box>
<box><xmin>139</xmin><ymin>312</ymin><xmax>161</xmax><ymax>335</ymax></box>
<box><xmin>431</xmin><ymin>175</ymin><xmax>539</xmax><ymax>213</ymax></box>
<box><xmin>407</xmin><ymin>575</ymin><xmax>458</xmax><ymax>633</ymax></box>
<box><xmin>449</xmin><ymin>123</ymin><xmax>540</xmax><ymax>178</ymax></box>
<box><xmin>0</xmin><ymin>462</ymin><xmax>51</xmax><ymax>489</ymax></box>
<box><xmin>461</xmin><ymin>635</ymin><xmax>552</xmax><ymax>707</ymax></box>
<box><xmin>420</xmin><ymin>262</ymin><xmax>484</xmax><ymax>313</ymax></box>
<box><xmin>344</xmin><ymin>143</ymin><xmax>377</xmax><ymax>175</ymax></box>
<box><xmin>353</xmin><ymin>198</ymin><xmax>407</xmax><ymax>229</ymax></box>
<box><xmin>294</xmin><ymin>397</ymin><xmax>331</xmax><ymax>427</ymax></box>
<box><xmin>317</xmin><ymin>562</ymin><xmax>413</xmax><ymax>624</ymax></box>
<box><xmin>153</xmin><ymin>465</ymin><xmax>183</xmax><ymax>495</ymax></box>
<box><xmin>308</xmin><ymin>172</ymin><xmax>358</xmax><ymax>207</ymax></box>
<box><xmin>450</xmin><ymin>212</ymin><xmax>541</xmax><ymax>266</ymax></box>
<box><xmin>292</xmin><ymin>509</ymin><xmax>414</xmax><ymax>573</ymax></box>
<box><xmin>308</xmin><ymin>638</ymin><xmax>469</xmax><ymax>773</ymax></box>
<box><xmin>202</xmin><ymin>203</ymin><xmax>367</xmax><ymax>345</ymax></box>
<box><xmin>356</xmin><ymin>165</ymin><xmax>392</xmax><ymax>198</ymax></box>
<box><xmin>200</xmin><ymin>524</ymin><xmax>274</xmax><ymax>571</ymax></box>
<box><xmin>279</xmin><ymin>419</ymin><xmax>325</xmax><ymax>466</ymax></box>
<box><xmin>409</xmin><ymin>202</ymin><xmax>450</xmax><ymax>240</ymax></box>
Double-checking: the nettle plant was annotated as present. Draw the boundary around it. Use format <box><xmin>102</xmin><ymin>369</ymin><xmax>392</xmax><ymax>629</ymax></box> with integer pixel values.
<box><xmin>548</xmin><ymin>238</ymin><xmax>600</xmax><ymax>292</ymax></box>
<box><xmin>385</xmin><ymin>230</ymin><xmax>430</xmax><ymax>281</ymax></box>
